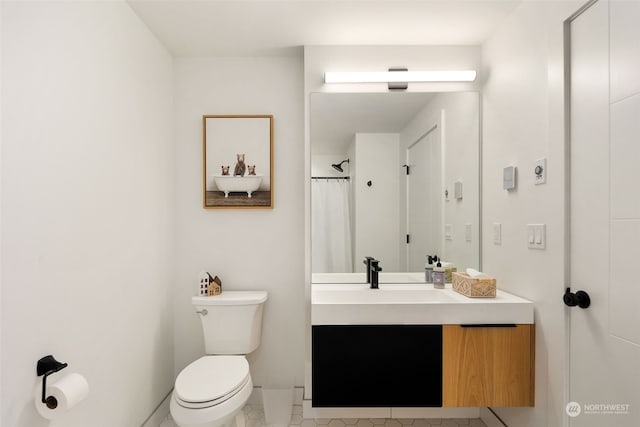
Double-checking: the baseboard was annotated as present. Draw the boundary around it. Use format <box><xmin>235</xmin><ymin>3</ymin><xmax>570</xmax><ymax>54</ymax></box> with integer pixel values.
<box><xmin>480</xmin><ymin>407</ymin><xmax>507</xmax><ymax>427</ymax></box>
<box><xmin>302</xmin><ymin>402</ymin><xmax>480</xmax><ymax>420</ymax></box>
<box><xmin>392</xmin><ymin>407</ymin><xmax>480</xmax><ymax>418</ymax></box>
<box><xmin>141</xmin><ymin>389</ymin><xmax>173</xmax><ymax>427</ymax></box>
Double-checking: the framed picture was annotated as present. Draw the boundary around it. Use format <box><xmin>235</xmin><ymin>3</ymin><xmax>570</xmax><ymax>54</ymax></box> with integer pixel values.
<box><xmin>202</xmin><ymin>115</ymin><xmax>273</xmax><ymax>209</ymax></box>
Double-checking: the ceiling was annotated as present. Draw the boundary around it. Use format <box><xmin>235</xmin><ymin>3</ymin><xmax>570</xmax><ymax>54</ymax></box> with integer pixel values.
<box><xmin>310</xmin><ymin>92</ymin><xmax>436</xmax><ymax>155</ymax></box>
<box><xmin>127</xmin><ymin>0</ymin><xmax>521</xmax><ymax>56</ymax></box>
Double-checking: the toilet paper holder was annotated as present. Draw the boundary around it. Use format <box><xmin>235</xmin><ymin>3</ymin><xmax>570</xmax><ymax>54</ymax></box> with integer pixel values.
<box><xmin>36</xmin><ymin>355</ymin><xmax>68</xmax><ymax>409</ymax></box>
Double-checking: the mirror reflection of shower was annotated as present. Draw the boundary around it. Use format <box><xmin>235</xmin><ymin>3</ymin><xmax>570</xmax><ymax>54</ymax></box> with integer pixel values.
<box><xmin>331</xmin><ymin>159</ymin><xmax>349</xmax><ymax>173</ymax></box>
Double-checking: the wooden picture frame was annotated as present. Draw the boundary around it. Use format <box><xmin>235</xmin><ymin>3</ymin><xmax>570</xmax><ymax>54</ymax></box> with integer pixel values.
<box><xmin>202</xmin><ymin>115</ymin><xmax>273</xmax><ymax>209</ymax></box>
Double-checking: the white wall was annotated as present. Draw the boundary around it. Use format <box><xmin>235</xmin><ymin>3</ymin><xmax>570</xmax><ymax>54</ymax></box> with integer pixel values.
<box><xmin>0</xmin><ymin>1</ymin><xmax>174</xmax><ymax>426</ymax></box>
<box><xmin>173</xmin><ymin>56</ymin><xmax>305</xmax><ymax>389</ymax></box>
<box><xmin>0</xmin><ymin>0</ymin><xmax>4</xmax><ymax>405</ymax></box>
<box><xmin>311</xmin><ymin>154</ymin><xmax>347</xmax><ymax>178</ymax></box>
<box><xmin>481</xmin><ymin>2</ymin><xmax>581</xmax><ymax>426</ymax></box>
<box><xmin>352</xmin><ymin>133</ymin><xmax>400</xmax><ymax>272</ymax></box>
<box><xmin>399</xmin><ymin>92</ymin><xmax>480</xmax><ymax>272</ymax></box>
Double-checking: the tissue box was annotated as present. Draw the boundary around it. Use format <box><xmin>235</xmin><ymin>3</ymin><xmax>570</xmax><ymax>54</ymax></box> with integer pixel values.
<box><xmin>452</xmin><ymin>272</ymin><xmax>496</xmax><ymax>298</ymax></box>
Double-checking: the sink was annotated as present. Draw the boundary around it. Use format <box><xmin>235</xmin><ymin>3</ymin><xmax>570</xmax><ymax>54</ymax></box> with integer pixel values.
<box><xmin>313</xmin><ymin>284</ymin><xmax>458</xmax><ymax>304</ymax></box>
<box><xmin>312</xmin><ymin>283</ymin><xmax>534</xmax><ymax>325</ymax></box>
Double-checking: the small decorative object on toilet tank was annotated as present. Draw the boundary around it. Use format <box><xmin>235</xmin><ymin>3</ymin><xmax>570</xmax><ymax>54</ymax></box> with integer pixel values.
<box><xmin>198</xmin><ymin>272</ymin><xmax>222</xmax><ymax>296</ymax></box>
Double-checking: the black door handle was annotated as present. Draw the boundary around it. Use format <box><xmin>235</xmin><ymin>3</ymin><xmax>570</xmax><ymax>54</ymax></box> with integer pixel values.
<box><xmin>564</xmin><ymin>287</ymin><xmax>591</xmax><ymax>309</ymax></box>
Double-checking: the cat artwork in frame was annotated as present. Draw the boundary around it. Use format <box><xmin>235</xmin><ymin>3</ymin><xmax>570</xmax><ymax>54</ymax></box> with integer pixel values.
<box><xmin>202</xmin><ymin>115</ymin><xmax>274</xmax><ymax>209</ymax></box>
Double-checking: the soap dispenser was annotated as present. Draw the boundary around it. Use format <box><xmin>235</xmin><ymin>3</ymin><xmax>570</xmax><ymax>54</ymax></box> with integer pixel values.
<box><xmin>433</xmin><ymin>261</ymin><xmax>445</xmax><ymax>289</ymax></box>
<box><xmin>425</xmin><ymin>255</ymin><xmax>437</xmax><ymax>283</ymax></box>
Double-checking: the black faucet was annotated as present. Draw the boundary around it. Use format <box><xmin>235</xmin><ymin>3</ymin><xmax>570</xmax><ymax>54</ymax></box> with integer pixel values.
<box><xmin>370</xmin><ymin>260</ymin><xmax>382</xmax><ymax>289</ymax></box>
<box><xmin>363</xmin><ymin>256</ymin><xmax>375</xmax><ymax>284</ymax></box>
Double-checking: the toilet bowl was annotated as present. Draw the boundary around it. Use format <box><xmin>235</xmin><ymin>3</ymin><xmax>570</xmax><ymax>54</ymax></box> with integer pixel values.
<box><xmin>170</xmin><ymin>356</ymin><xmax>253</xmax><ymax>427</ymax></box>
<box><xmin>170</xmin><ymin>292</ymin><xmax>267</xmax><ymax>427</ymax></box>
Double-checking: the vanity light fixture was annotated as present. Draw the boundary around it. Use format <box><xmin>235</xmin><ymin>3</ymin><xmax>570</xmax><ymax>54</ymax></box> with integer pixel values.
<box><xmin>324</xmin><ymin>69</ymin><xmax>477</xmax><ymax>86</ymax></box>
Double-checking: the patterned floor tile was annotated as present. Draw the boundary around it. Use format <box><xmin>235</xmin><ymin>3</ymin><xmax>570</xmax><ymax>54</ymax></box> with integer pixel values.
<box><xmin>158</xmin><ymin>404</ymin><xmax>486</xmax><ymax>427</ymax></box>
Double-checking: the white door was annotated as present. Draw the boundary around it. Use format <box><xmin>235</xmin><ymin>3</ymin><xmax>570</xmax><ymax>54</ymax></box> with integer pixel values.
<box><xmin>569</xmin><ymin>1</ymin><xmax>640</xmax><ymax>425</ymax></box>
<box><xmin>406</xmin><ymin>125</ymin><xmax>441</xmax><ymax>271</ymax></box>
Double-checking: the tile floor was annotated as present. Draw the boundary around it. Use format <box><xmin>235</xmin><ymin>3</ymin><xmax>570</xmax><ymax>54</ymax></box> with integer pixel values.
<box><xmin>160</xmin><ymin>404</ymin><xmax>487</xmax><ymax>427</ymax></box>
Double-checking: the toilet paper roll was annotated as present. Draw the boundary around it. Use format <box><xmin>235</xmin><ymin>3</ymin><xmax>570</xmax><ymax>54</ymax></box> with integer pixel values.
<box><xmin>34</xmin><ymin>373</ymin><xmax>89</xmax><ymax>420</ymax></box>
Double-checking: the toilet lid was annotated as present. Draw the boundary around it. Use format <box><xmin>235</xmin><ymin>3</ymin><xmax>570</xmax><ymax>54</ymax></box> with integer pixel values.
<box><xmin>175</xmin><ymin>356</ymin><xmax>250</xmax><ymax>404</ymax></box>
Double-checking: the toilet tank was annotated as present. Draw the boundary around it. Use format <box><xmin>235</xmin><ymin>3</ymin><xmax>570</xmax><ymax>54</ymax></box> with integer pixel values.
<box><xmin>192</xmin><ymin>291</ymin><xmax>268</xmax><ymax>355</ymax></box>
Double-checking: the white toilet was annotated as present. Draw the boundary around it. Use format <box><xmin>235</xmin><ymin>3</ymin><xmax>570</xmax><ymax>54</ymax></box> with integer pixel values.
<box><xmin>170</xmin><ymin>291</ymin><xmax>268</xmax><ymax>427</ymax></box>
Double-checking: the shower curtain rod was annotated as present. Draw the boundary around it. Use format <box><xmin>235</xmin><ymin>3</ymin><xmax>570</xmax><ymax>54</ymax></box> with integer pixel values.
<box><xmin>312</xmin><ymin>176</ymin><xmax>350</xmax><ymax>180</ymax></box>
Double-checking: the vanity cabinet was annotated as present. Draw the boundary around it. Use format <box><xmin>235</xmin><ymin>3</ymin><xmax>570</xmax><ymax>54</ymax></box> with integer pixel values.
<box><xmin>442</xmin><ymin>324</ymin><xmax>535</xmax><ymax>407</ymax></box>
<box><xmin>311</xmin><ymin>323</ymin><xmax>535</xmax><ymax>409</ymax></box>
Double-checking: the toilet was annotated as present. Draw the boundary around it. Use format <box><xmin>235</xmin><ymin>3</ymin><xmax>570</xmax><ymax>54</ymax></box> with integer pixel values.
<box><xmin>170</xmin><ymin>291</ymin><xmax>268</xmax><ymax>427</ymax></box>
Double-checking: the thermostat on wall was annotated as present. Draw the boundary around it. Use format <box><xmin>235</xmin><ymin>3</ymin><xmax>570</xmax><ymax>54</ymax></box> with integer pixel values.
<box><xmin>503</xmin><ymin>166</ymin><xmax>516</xmax><ymax>190</ymax></box>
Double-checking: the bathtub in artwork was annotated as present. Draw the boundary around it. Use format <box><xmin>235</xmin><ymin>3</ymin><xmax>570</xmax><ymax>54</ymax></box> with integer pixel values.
<box><xmin>213</xmin><ymin>174</ymin><xmax>263</xmax><ymax>198</ymax></box>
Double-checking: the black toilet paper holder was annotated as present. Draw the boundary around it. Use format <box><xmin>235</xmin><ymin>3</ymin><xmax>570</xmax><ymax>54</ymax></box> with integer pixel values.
<box><xmin>36</xmin><ymin>355</ymin><xmax>68</xmax><ymax>409</ymax></box>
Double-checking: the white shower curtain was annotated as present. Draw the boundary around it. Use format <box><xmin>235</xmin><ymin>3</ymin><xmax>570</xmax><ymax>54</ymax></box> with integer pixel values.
<box><xmin>312</xmin><ymin>179</ymin><xmax>353</xmax><ymax>273</ymax></box>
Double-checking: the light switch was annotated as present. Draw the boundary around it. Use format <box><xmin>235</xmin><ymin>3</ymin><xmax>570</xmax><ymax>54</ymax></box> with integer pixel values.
<box><xmin>503</xmin><ymin>166</ymin><xmax>517</xmax><ymax>190</ymax></box>
<box><xmin>454</xmin><ymin>181</ymin><xmax>463</xmax><ymax>200</ymax></box>
<box><xmin>445</xmin><ymin>224</ymin><xmax>453</xmax><ymax>241</ymax></box>
<box><xmin>465</xmin><ymin>223</ymin><xmax>472</xmax><ymax>242</ymax></box>
<box><xmin>527</xmin><ymin>224</ymin><xmax>546</xmax><ymax>249</ymax></box>
<box><xmin>493</xmin><ymin>223</ymin><xmax>502</xmax><ymax>245</ymax></box>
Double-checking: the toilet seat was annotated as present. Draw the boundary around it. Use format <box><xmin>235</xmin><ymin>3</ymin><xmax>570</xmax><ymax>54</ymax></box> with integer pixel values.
<box><xmin>174</xmin><ymin>356</ymin><xmax>250</xmax><ymax>410</ymax></box>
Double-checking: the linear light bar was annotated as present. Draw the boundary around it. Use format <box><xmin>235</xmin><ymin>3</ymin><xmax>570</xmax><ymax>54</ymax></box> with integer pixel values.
<box><xmin>324</xmin><ymin>70</ymin><xmax>477</xmax><ymax>83</ymax></box>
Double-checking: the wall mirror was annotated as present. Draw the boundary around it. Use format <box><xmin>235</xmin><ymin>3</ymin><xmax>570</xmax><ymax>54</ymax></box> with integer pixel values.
<box><xmin>202</xmin><ymin>115</ymin><xmax>273</xmax><ymax>209</ymax></box>
<box><xmin>310</xmin><ymin>92</ymin><xmax>480</xmax><ymax>282</ymax></box>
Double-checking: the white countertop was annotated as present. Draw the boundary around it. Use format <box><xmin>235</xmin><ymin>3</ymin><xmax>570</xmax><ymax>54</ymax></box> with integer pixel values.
<box><xmin>312</xmin><ymin>283</ymin><xmax>534</xmax><ymax>325</ymax></box>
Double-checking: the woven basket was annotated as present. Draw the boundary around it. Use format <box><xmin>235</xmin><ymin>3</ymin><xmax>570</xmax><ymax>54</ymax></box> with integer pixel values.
<box><xmin>452</xmin><ymin>272</ymin><xmax>497</xmax><ymax>298</ymax></box>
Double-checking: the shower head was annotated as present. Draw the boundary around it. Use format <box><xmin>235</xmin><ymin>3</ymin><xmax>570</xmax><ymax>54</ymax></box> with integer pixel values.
<box><xmin>331</xmin><ymin>159</ymin><xmax>349</xmax><ymax>173</ymax></box>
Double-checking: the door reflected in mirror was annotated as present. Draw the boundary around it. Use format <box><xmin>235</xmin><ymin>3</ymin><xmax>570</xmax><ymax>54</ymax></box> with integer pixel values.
<box><xmin>310</xmin><ymin>92</ymin><xmax>480</xmax><ymax>282</ymax></box>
